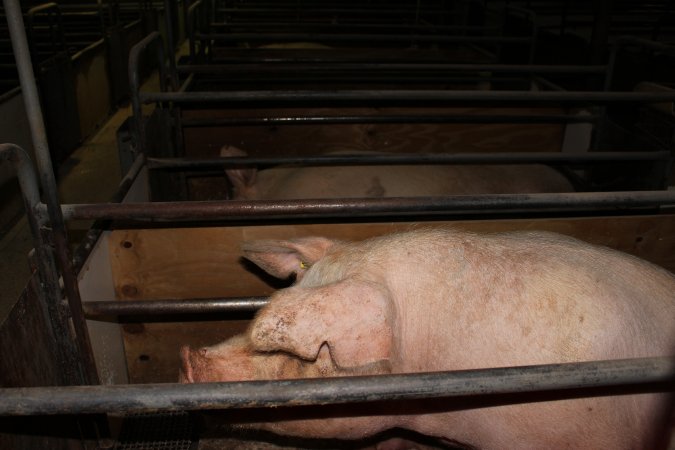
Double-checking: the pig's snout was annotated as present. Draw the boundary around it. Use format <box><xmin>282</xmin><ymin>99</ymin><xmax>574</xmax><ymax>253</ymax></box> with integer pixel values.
<box><xmin>178</xmin><ymin>337</ymin><xmax>260</xmax><ymax>383</ymax></box>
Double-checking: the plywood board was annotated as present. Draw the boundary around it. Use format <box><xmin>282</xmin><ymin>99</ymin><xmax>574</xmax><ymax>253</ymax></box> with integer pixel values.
<box><xmin>110</xmin><ymin>215</ymin><xmax>675</xmax><ymax>382</ymax></box>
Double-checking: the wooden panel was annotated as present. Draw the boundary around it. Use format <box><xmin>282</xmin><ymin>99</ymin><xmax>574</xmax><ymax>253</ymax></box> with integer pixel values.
<box><xmin>109</xmin><ymin>214</ymin><xmax>675</xmax><ymax>383</ymax></box>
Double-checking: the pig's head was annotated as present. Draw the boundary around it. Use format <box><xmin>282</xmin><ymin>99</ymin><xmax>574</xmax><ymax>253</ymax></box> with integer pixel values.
<box><xmin>180</xmin><ymin>236</ymin><xmax>400</xmax><ymax>438</ymax></box>
<box><xmin>242</xmin><ymin>236</ymin><xmax>395</xmax><ymax>374</ymax></box>
<box><xmin>220</xmin><ymin>145</ymin><xmax>258</xmax><ymax>200</ymax></box>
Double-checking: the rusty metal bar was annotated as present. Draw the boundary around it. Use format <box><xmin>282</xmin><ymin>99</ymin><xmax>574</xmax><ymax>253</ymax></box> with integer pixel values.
<box><xmin>57</xmin><ymin>191</ymin><xmax>675</xmax><ymax>222</ymax></box>
<box><xmin>83</xmin><ymin>297</ymin><xmax>268</xmax><ymax>318</ymax></box>
<box><xmin>179</xmin><ymin>114</ymin><xmax>600</xmax><ymax>127</ymax></box>
<box><xmin>4</xmin><ymin>0</ymin><xmax>98</xmax><ymax>385</ymax></box>
<box><xmin>0</xmin><ymin>357</ymin><xmax>672</xmax><ymax>416</ymax></box>
<box><xmin>146</xmin><ymin>151</ymin><xmax>671</xmax><ymax>171</ymax></box>
<box><xmin>139</xmin><ymin>90</ymin><xmax>675</xmax><ymax>104</ymax></box>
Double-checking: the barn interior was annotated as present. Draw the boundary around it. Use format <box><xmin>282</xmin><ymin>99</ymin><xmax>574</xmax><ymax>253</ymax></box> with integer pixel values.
<box><xmin>1</xmin><ymin>0</ymin><xmax>675</xmax><ymax>449</ymax></box>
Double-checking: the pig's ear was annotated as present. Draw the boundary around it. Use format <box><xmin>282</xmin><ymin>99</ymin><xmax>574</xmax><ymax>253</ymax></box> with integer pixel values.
<box><xmin>220</xmin><ymin>145</ymin><xmax>257</xmax><ymax>192</ymax></box>
<box><xmin>250</xmin><ymin>279</ymin><xmax>393</xmax><ymax>369</ymax></box>
<box><xmin>242</xmin><ymin>237</ymin><xmax>337</xmax><ymax>280</ymax></box>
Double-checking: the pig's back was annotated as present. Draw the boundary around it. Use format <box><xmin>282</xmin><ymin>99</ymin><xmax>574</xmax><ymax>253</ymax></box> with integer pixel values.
<box><xmin>369</xmin><ymin>229</ymin><xmax>675</xmax><ymax>366</ymax></box>
<box><xmin>253</xmin><ymin>164</ymin><xmax>572</xmax><ymax>199</ymax></box>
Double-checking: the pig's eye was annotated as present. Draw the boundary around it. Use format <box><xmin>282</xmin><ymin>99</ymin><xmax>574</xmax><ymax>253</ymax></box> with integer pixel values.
<box><xmin>299</xmin><ymin>261</ymin><xmax>311</xmax><ymax>270</ymax></box>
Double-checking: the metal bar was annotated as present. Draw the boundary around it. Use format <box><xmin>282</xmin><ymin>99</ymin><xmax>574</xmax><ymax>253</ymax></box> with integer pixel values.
<box><xmin>177</xmin><ymin>63</ymin><xmax>607</xmax><ymax>74</ymax></box>
<box><xmin>0</xmin><ymin>357</ymin><xmax>672</xmax><ymax>416</ymax></box>
<box><xmin>179</xmin><ymin>114</ymin><xmax>601</xmax><ymax>127</ymax></box>
<box><xmin>128</xmin><ymin>31</ymin><xmax>167</xmax><ymax>155</ymax></box>
<box><xmin>200</xmin><ymin>51</ymin><xmax>498</xmax><ymax>64</ymax></box>
<box><xmin>139</xmin><ymin>90</ymin><xmax>675</xmax><ymax>104</ymax></box>
<box><xmin>209</xmin><ymin>21</ymin><xmax>501</xmax><ymax>32</ymax></box>
<box><xmin>83</xmin><ymin>297</ymin><xmax>268</xmax><ymax>317</ymax></box>
<box><xmin>0</xmin><ymin>143</ymin><xmax>100</xmax><ymax>391</ymax></box>
<box><xmin>163</xmin><ymin>0</ymin><xmax>178</xmax><ymax>89</ymax></box>
<box><xmin>198</xmin><ymin>32</ymin><xmax>531</xmax><ymax>44</ymax></box>
<box><xmin>4</xmin><ymin>0</ymin><xmax>98</xmax><ymax>385</ymax></box>
<box><xmin>146</xmin><ymin>151</ymin><xmax>671</xmax><ymax>170</ymax></box>
<box><xmin>187</xmin><ymin>0</ymin><xmax>203</xmax><ymax>60</ymax></box>
<box><xmin>57</xmin><ymin>191</ymin><xmax>675</xmax><ymax>222</ymax></box>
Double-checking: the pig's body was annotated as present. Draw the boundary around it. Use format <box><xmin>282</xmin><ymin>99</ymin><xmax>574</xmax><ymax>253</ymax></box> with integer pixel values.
<box><xmin>181</xmin><ymin>229</ymin><xmax>675</xmax><ymax>449</ymax></box>
<box><xmin>220</xmin><ymin>146</ymin><xmax>574</xmax><ymax>200</ymax></box>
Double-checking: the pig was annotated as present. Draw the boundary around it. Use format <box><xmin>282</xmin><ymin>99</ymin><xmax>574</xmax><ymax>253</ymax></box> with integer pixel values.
<box><xmin>181</xmin><ymin>228</ymin><xmax>675</xmax><ymax>449</ymax></box>
<box><xmin>220</xmin><ymin>146</ymin><xmax>574</xmax><ymax>200</ymax></box>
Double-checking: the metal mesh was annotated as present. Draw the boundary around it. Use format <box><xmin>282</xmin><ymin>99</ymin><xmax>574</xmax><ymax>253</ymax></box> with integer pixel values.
<box><xmin>115</xmin><ymin>411</ymin><xmax>197</xmax><ymax>450</ymax></box>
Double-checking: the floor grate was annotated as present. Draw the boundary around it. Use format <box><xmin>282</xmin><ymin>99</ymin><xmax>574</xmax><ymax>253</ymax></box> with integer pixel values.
<box><xmin>114</xmin><ymin>411</ymin><xmax>197</xmax><ymax>450</ymax></box>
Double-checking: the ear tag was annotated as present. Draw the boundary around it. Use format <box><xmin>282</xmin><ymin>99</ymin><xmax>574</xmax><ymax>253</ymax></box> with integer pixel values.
<box><xmin>299</xmin><ymin>261</ymin><xmax>310</xmax><ymax>270</ymax></box>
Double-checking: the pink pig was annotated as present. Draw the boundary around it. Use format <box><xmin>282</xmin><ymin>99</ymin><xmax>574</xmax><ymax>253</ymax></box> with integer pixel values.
<box><xmin>220</xmin><ymin>146</ymin><xmax>574</xmax><ymax>200</ymax></box>
<box><xmin>181</xmin><ymin>229</ymin><xmax>675</xmax><ymax>449</ymax></box>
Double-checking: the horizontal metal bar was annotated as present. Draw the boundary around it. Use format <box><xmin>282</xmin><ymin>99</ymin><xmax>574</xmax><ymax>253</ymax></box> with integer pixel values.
<box><xmin>83</xmin><ymin>297</ymin><xmax>268</xmax><ymax>317</ymax></box>
<box><xmin>146</xmin><ymin>152</ymin><xmax>671</xmax><ymax>170</ymax></box>
<box><xmin>140</xmin><ymin>90</ymin><xmax>675</xmax><ymax>104</ymax></box>
<box><xmin>57</xmin><ymin>191</ymin><xmax>675</xmax><ymax>222</ymax></box>
<box><xmin>0</xmin><ymin>357</ymin><xmax>672</xmax><ymax>416</ymax></box>
<box><xmin>210</xmin><ymin>21</ymin><xmax>501</xmax><ymax>32</ymax></box>
<box><xmin>177</xmin><ymin>63</ymin><xmax>607</xmax><ymax>75</ymax></box>
<box><xmin>199</xmin><ymin>33</ymin><xmax>531</xmax><ymax>44</ymax></box>
<box><xmin>205</xmin><ymin>51</ymin><xmax>499</xmax><ymax>64</ymax></box>
<box><xmin>179</xmin><ymin>114</ymin><xmax>601</xmax><ymax>127</ymax></box>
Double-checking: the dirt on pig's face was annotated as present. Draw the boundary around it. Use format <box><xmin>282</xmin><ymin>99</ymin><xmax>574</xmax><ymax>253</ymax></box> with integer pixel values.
<box><xmin>180</xmin><ymin>273</ymin><xmax>395</xmax><ymax>383</ymax></box>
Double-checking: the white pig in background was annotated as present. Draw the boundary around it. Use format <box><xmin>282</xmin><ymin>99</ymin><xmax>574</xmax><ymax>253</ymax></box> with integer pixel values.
<box><xmin>181</xmin><ymin>228</ymin><xmax>675</xmax><ymax>450</ymax></box>
<box><xmin>219</xmin><ymin>145</ymin><xmax>574</xmax><ymax>200</ymax></box>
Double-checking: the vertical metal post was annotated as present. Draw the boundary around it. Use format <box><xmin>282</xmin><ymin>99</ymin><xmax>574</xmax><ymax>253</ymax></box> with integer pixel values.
<box><xmin>129</xmin><ymin>31</ymin><xmax>168</xmax><ymax>156</ymax></box>
<box><xmin>0</xmin><ymin>144</ymin><xmax>74</xmax><ymax>387</ymax></box>
<box><xmin>163</xmin><ymin>0</ymin><xmax>178</xmax><ymax>90</ymax></box>
<box><xmin>3</xmin><ymin>0</ymin><xmax>99</xmax><ymax>385</ymax></box>
<box><xmin>591</xmin><ymin>0</ymin><xmax>613</xmax><ymax>65</ymax></box>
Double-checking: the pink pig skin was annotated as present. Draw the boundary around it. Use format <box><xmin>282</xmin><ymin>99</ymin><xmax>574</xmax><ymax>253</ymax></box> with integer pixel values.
<box><xmin>219</xmin><ymin>145</ymin><xmax>574</xmax><ymax>200</ymax></box>
<box><xmin>181</xmin><ymin>229</ymin><xmax>675</xmax><ymax>449</ymax></box>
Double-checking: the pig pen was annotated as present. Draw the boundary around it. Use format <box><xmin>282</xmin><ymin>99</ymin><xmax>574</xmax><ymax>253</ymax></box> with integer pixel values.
<box><xmin>2</xmin><ymin>2</ymin><xmax>675</xmax><ymax>449</ymax></box>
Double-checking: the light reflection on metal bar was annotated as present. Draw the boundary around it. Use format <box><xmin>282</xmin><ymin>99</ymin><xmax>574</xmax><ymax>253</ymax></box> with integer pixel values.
<box><xmin>83</xmin><ymin>297</ymin><xmax>268</xmax><ymax>317</ymax></box>
<box><xmin>145</xmin><ymin>151</ymin><xmax>671</xmax><ymax>170</ymax></box>
<box><xmin>178</xmin><ymin>114</ymin><xmax>601</xmax><ymax>127</ymax></box>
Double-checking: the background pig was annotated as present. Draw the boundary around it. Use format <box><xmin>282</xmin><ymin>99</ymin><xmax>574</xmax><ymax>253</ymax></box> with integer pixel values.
<box><xmin>181</xmin><ymin>229</ymin><xmax>675</xmax><ymax>449</ymax></box>
<box><xmin>220</xmin><ymin>146</ymin><xmax>574</xmax><ymax>200</ymax></box>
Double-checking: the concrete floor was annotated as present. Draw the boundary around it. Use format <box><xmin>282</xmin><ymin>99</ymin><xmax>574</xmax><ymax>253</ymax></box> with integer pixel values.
<box><xmin>0</xmin><ymin>104</ymin><xmax>128</xmax><ymax>322</ymax></box>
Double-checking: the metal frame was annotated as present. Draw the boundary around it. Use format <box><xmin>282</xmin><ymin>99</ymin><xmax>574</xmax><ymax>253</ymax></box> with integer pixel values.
<box><xmin>1</xmin><ymin>0</ymin><xmax>674</xmax><ymax>440</ymax></box>
<box><xmin>3</xmin><ymin>0</ymin><xmax>98</xmax><ymax>386</ymax></box>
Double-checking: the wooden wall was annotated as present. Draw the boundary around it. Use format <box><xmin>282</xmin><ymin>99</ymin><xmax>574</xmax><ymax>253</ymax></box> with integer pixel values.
<box><xmin>109</xmin><ymin>214</ymin><xmax>675</xmax><ymax>383</ymax></box>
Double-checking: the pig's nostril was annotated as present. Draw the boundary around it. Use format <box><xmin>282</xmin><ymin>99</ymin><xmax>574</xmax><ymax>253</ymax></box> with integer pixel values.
<box><xmin>138</xmin><ymin>354</ymin><xmax>150</xmax><ymax>362</ymax></box>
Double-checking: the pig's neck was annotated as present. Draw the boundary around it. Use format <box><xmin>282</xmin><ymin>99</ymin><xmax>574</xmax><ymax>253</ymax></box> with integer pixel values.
<box><xmin>381</xmin><ymin>235</ymin><xmax>494</xmax><ymax>374</ymax></box>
